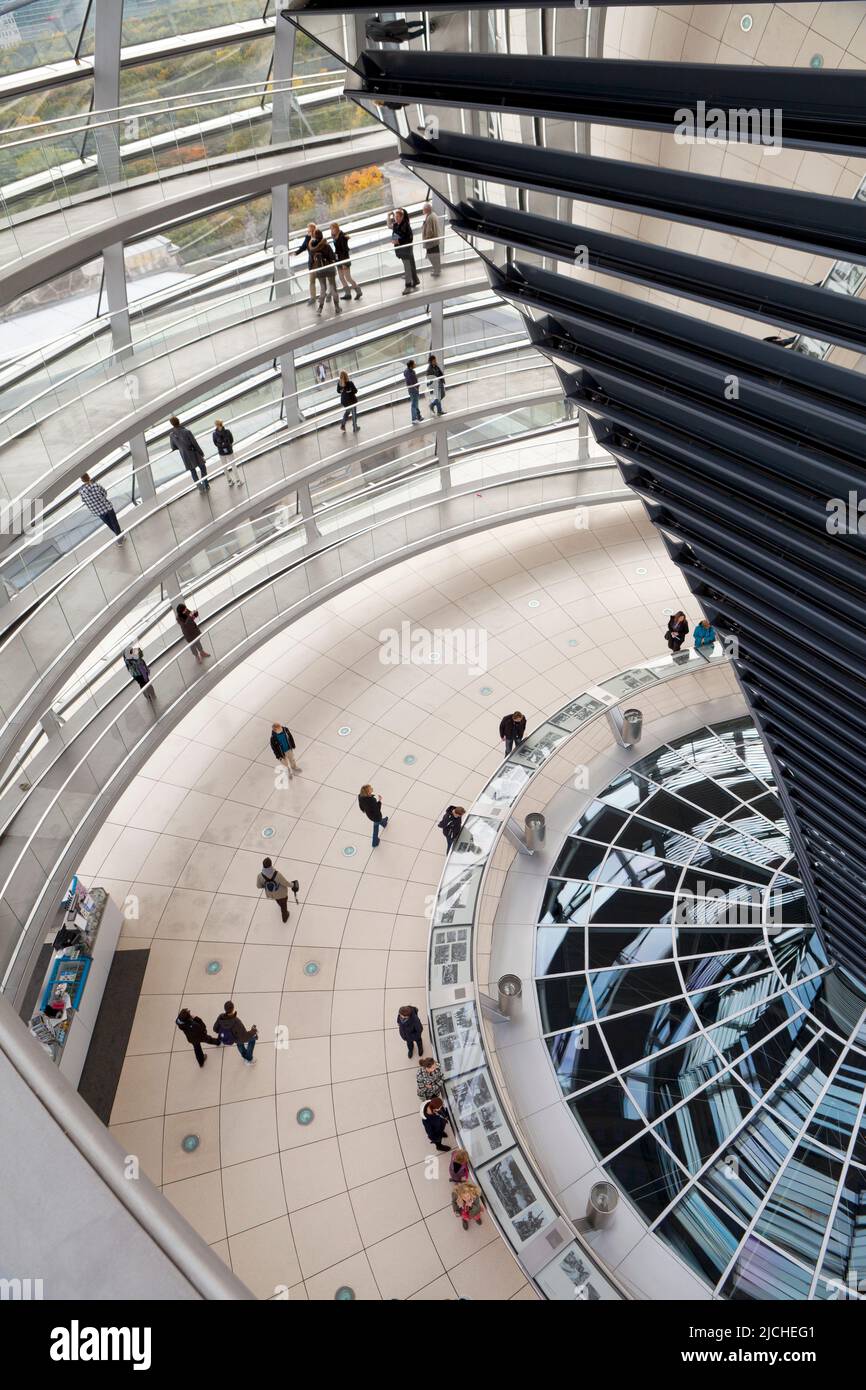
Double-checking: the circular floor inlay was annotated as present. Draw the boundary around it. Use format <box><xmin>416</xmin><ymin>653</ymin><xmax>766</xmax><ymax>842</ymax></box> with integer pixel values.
<box><xmin>740</xmin><ymin>14</ymin><xmax>753</xmax><ymax>30</ymax></box>
<box><xmin>810</xmin><ymin>52</ymin><xmax>823</xmax><ymax>67</ymax></box>
<box><xmin>296</xmin><ymin>1107</ymin><xmax>315</xmax><ymax>1126</ymax></box>
<box><xmin>205</xmin><ymin>960</ymin><xmax>222</xmax><ymax>975</ymax></box>
<box><xmin>262</xmin><ymin>826</ymin><xmax>275</xmax><ymax>838</ymax></box>
<box><xmin>342</xmin><ymin>845</ymin><xmax>358</xmax><ymax>858</ymax></box>
<box><xmin>182</xmin><ymin>1135</ymin><xmax>200</xmax><ymax>1153</ymax></box>
<box><xmin>528</xmin><ymin>599</ymin><xmax>540</xmax><ymax>608</ymax></box>
<box><xmin>335</xmin><ymin>1286</ymin><xmax>355</xmax><ymax>1301</ymax></box>
<box><xmin>338</xmin><ymin>725</ymin><xmax>352</xmax><ymax>736</ymax></box>
<box><xmin>480</xmin><ymin>685</ymin><xmax>493</xmax><ymax>695</ymax></box>
<box><xmin>567</xmin><ymin>639</ymin><xmax>579</xmax><ymax>647</ymax></box>
<box><xmin>635</xmin><ymin>566</ymin><xmax>647</xmax><ymax>576</ymax></box>
<box><xmin>403</xmin><ymin>754</ymin><xmax>417</xmax><ymax>765</ymax></box>
<box><xmin>303</xmin><ymin>961</ymin><xmax>320</xmax><ymax>976</ymax></box>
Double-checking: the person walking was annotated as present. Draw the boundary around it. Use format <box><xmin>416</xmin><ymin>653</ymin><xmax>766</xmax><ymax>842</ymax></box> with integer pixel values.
<box><xmin>426</xmin><ymin>352</ymin><xmax>446</xmax><ymax>415</ymax></box>
<box><xmin>311</xmin><ymin>235</ymin><xmax>342</xmax><ymax>317</ymax></box>
<box><xmin>168</xmin><ymin>416</ymin><xmax>209</xmax><ymax>491</ymax></box>
<box><xmin>693</xmin><ymin>617</ymin><xmax>716</xmax><ymax>648</ymax></box>
<box><xmin>123</xmin><ymin>641</ymin><xmax>155</xmax><ymax>703</ymax></box>
<box><xmin>79</xmin><ymin>473</ymin><xmax>124</xmax><ymax>545</ymax></box>
<box><xmin>416</xmin><ymin>1055</ymin><xmax>444</xmax><ymax>1101</ymax></box>
<box><xmin>359</xmin><ymin>783</ymin><xmax>389</xmax><ymax>847</ymax></box>
<box><xmin>337</xmin><ymin>371</ymin><xmax>360</xmax><ymax>433</ymax></box>
<box><xmin>270</xmin><ymin>721</ymin><xmax>301</xmax><ymax>777</ymax></box>
<box><xmin>499</xmin><ymin>711</ymin><xmax>527</xmax><ymax>756</ymax></box>
<box><xmin>175</xmin><ymin>1007</ymin><xmax>219</xmax><ymax>1068</ymax></box>
<box><xmin>213</xmin><ymin>419</ymin><xmax>241</xmax><ymax>486</ymax></box>
<box><xmin>404</xmin><ymin>359</ymin><xmax>423</xmax><ymax>424</ymax></box>
<box><xmin>422</xmin><ymin>202</ymin><xmax>443</xmax><ymax>277</ymax></box>
<box><xmin>397</xmin><ymin>1004</ymin><xmax>423</xmax><ymax>1059</ymax></box>
<box><xmin>257</xmin><ymin>857</ymin><xmax>291</xmax><ymax>923</ymax></box>
<box><xmin>437</xmin><ymin>804</ymin><xmax>464</xmax><ymax>851</ymax></box>
<box><xmin>213</xmin><ymin>1001</ymin><xmax>258</xmax><ymax>1065</ymax></box>
<box><xmin>331</xmin><ymin>222</ymin><xmax>362</xmax><ymax>300</ymax></box>
<box><xmin>665</xmin><ymin>611</ymin><xmax>690</xmax><ymax>653</ymax></box>
<box><xmin>175</xmin><ymin>601</ymin><xmax>210</xmax><ymax>663</ymax></box>
<box><xmin>388</xmin><ymin>207</ymin><xmax>419</xmax><ymax>293</ymax></box>
<box><xmin>421</xmin><ymin>1096</ymin><xmax>451</xmax><ymax>1152</ymax></box>
<box><xmin>296</xmin><ymin>221</ymin><xmax>319</xmax><ymax>304</ymax></box>
<box><xmin>449</xmin><ymin>1148</ymin><xmax>471</xmax><ymax>1184</ymax></box>
<box><xmin>451</xmin><ymin>1181</ymin><xmax>484</xmax><ymax>1230</ymax></box>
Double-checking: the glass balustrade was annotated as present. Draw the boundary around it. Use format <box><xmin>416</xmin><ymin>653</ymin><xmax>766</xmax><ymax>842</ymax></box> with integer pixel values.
<box><xmin>0</xmin><ymin>225</ymin><xmax>477</xmax><ymax>500</ymax></box>
<box><xmin>0</xmin><ymin>344</ymin><xmax>559</xmax><ymax>593</ymax></box>
<box><xmin>0</xmin><ymin>80</ymin><xmax>385</xmax><ymax>260</ymax></box>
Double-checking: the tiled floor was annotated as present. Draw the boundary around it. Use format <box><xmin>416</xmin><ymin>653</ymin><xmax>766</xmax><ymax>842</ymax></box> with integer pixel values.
<box><xmin>81</xmin><ymin>500</ymin><xmax>695</xmax><ymax>1300</ymax></box>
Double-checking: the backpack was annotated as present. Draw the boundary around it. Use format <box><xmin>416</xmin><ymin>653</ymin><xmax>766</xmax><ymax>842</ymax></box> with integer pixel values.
<box><xmin>216</xmin><ymin>1020</ymin><xmax>235</xmax><ymax>1045</ymax></box>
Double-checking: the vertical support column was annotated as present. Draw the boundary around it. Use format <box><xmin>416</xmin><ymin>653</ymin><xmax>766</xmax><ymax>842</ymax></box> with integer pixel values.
<box><xmin>296</xmin><ymin>480</ymin><xmax>321</xmax><ymax>543</ymax></box>
<box><xmin>272</xmin><ymin>14</ymin><xmax>302</xmax><ymax>430</ymax></box>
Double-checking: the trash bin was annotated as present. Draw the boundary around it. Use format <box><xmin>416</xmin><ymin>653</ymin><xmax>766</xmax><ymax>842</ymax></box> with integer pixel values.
<box><xmin>525</xmin><ymin>812</ymin><xmax>546</xmax><ymax>851</ymax></box>
<box><xmin>586</xmin><ymin>1180</ymin><xmax>619</xmax><ymax>1230</ymax></box>
<box><xmin>621</xmin><ymin>708</ymin><xmax>642</xmax><ymax>745</ymax></box>
<box><xmin>497</xmin><ymin>974</ymin><xmax>522</xmax><ymax>1016</ymax></box>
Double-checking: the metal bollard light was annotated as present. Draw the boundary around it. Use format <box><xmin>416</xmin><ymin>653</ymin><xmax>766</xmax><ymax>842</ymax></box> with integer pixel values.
<box><xmin>586</xmin><ymin>1180</ymin><xmax>619</xmax><ymax>1230</ymax></box>
<box><xmin>524</xmin><ymin>812</ymin><xmax>546</xmax><ymax>852</ymax></box>
<box><xmin>621</xmin><ymin>708</ymin><xmax>642</xmax><ymax>746</ymax></box>
<box><xmin>497</xmin><ymin>974</ymin><xmax>522</xmax><ymax>1016</ymax></box>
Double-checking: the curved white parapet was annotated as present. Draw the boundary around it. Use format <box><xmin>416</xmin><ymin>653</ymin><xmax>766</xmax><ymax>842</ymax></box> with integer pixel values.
<box><xmin>426</xmin><ymin>645</ymin><xmax>735</xmax><ymax>1299</ymax></box>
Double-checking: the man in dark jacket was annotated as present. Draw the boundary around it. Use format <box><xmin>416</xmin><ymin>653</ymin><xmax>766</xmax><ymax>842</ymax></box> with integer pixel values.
<box><xmin>169</xmin><ymin>415</ymin><xmax>208</xmax><ymax>491</ymax></box>
<box><xmin>176</xmin><ymin>1008</ymin><xmax>219</xmax><ymax>1067</ymax></box>
<box><xmin>499</xmin><ymin>711</ymin><xmax>527</xmax><ymax>756</ymax></box>
<box><xmin>421</xmin><ymin>1097</ymin><xmax>451</xmax><ymax>1152</ymax></box>
<box><xmin>270</xmin><ymin>722</ymin><xmax>301</xmax><ymax>777</ymax></box>
<box><xmin>213</xmin><ymin>1001</ymin><xmax>258</xmax><ymax>1065</ymax></box>
<box><xmin>397</xmin><ymin>1004</ymin><xmax>423</xmax><ymax>1059</ymax></box>
<box><xmin>437</xmin><ymin>805</ymin><xmax>465</xmax><ymax>851</ymax></box>
<box><xmin>404</xmin><ymin>359</ymin><xmax>422</xmax><ymax>423</ymax></box>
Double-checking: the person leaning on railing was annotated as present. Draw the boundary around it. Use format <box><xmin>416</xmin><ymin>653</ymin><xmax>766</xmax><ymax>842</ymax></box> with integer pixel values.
<box><xmin>422</xmin><ymin>202</ymin><xmax>443</xmax><ymax>278</ymax></box>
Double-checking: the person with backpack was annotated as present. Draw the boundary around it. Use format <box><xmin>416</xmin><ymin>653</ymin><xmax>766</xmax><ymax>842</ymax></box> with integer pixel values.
<box><xmin>270</xmin><ymin>722</ymin><xmax>301</xmax><ymax>777</ymax></box>
<box><xmin>175</xmin><ymin>1008</ymin><xmax>219</xmax><ymax>1068</ymax></box>
<box><xmin>421</xmin><ymin>1096</ymin><xmax>451</xmax><ymax>1152</ymax></box>
<box><xmin>337</xmin><ymin>371</ymin><xmax>360</xmax><ymax>433</ymax></box>
<box><xmin>451</xmin><ymin>1181</ymin><xmax>484</xmax><ymax>1230</ymax></box>
<box><xmin>437</xmin><ymin>804</ymin><xmax>464</xmax><ymax>851</ymax></box>
<box><xmin>416</xmin><ymin>1055</ymin><xmax>444</xmax><ymax>1101</ymax></box>
<box><xmin>213</xmin><ymin>418</ymin><xmax>241</xmax><ymax>486</ymax></box>
<box><xmin>256</xmin><ymin>857</ymin><xmax>291</xmax><ymax>923</ymax></box>
<box><xmin>331</xmin><ymin>222</ymin><xmax>362</xmax><ymax>300</ymax></box>
<box><xmin>388</xmin><ymin>208</ymin><xmax>419</xmax><ymax>293</ymax></box>
<box><xmin>358</xmin><ymin>783</ymin><xmax>389</xmax><ymax>847</ymax></box>
<box><xmin>123</xmin><ymin>642</ymin><xmax>155</xmax><ymax>703</ymax></box>
<box><xmin>311</xmin><ymin>234</ymin><xmax>342</xmax><ymax>317</ymax></box>
<box><xmin>213</xmin><ymin>1001</ymin><xmax>258</xmax><ymax>1065</ymax></box>
<box><xmin>397</xmin><ymin>1003</ymin><xmax>423</xmax><ymax>1059</ymax></box>
<box><xmin>168</xmin><ymin>416</ymin><xmax>209</xmax><ymax>492</ymax></box>
<box><xmin>404</xmin><ymin>359</ymin><xmax>422</xmax><ymax>424</ymax></box>
<box><xmin>426</xmin><ymin>352</ymin><xmax>446</xmax><ymax>415</ymax></box>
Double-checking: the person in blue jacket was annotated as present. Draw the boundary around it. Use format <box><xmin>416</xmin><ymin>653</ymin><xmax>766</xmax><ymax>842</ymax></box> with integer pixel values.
<box><xmin>693</xmin><ymin>618</ymin><xmax>717</xmax><ymax>648</ymax></box>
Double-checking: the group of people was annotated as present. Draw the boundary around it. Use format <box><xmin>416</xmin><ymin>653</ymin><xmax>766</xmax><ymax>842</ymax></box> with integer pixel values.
<box><xmin>296</xmin><ymin>220</ymin><xmax>362</xmax><ymax>316</ymax></box>
<box><xmin>78</xmin><ymin>417</ymin><xmax>241</xmax><ymax>544</ymax></box>
<box><xmin>665</xmin><ymin>612</ymin><xmax>717</xmax><ymax>653</ymax></box>
<box><xmin>399</xmin><ymin>1008</ymin><xmax>485</xmax><ymax>1231</ymax></box>
<box><xmin>335</xmin><ymin>349</ymin><xmax>446</xmax><ymax>436</ymax></box>
<box><xmin>387</xmin><ymin>203</ymin><xmax>444</xmax><ymax>294</ymax></box>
